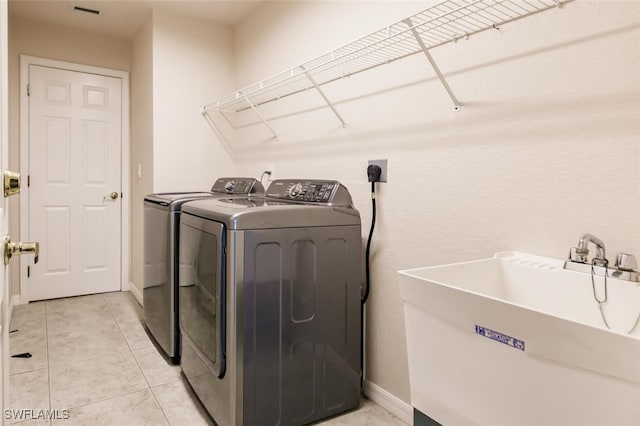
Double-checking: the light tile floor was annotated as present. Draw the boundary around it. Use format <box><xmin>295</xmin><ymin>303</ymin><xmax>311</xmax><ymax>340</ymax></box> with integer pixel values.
<box><xmin>8</xmin><ymin>291</ymin><xmax>406</xmax><ymax>426</ymax></box>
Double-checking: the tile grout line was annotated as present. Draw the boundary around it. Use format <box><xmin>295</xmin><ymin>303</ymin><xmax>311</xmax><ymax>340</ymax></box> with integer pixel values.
<box><xmin>46</xmin><ymin>294</ymin><xmax>135</xmax><ymax>347</ymax></box>
<box><xmin>9</xmin><ymin>306</ymin><xmax>48</xmax><ymax>376</ymax></box>
<box><xmin>50</xmin><ymin>294</ymin><xmax>152</xmax><ymax>415</ymax></box>
<box><xmin>8</xmin><ymin>366</ymin><xmax>48</xmax><ymax>377</ymax></box>
<box><xmin>56</xmin><ymin>386</ymin><xmax>161</xmax><ymax>413</ymax></box>
<box><xmin>44</xmin><ymin>296</ymin><xmax>97</xmax><ymax>414</ymax></box>
<box><xmin>34</xmin><ymin>293</ymin><xmax>174</xmax><ymax>424</ymax></box>
<box><xmin>46</xmin><ymin>318</ymin><xmax>123</xmax><ymax>339</ymax></box>
<box><xmin>47</xmin><ymin>344</ymin><xmax>132</xmax><ymax>369</ymax></box>
<box><xmin>106</xmin><ymin>293</ymin><xmax>172</xmax><ymax>425</ymax></box>
<box><xmin>8</xmin><ymin>305</ymin><xmax>49</xmax><ymax>424</ymax></box>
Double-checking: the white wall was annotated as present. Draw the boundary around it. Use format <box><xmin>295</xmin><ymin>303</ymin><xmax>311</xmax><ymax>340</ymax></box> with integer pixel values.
<box><xmin>233</xmin><ymin>1</ymin><xmax>640</xmax><ymax>403</ymax></box>
<box><xmin>128</xmin><ymin>11</ymin><xmax>236</xmax><ymax>298</ymax></box>
<box><xmin>8</xmin><ymin>10</ymin><xmax>236</xmax><ymax>304</ymax></box>
<box><xmin>130</xmin><ymin>16</ymin><xmax>154</xmax><ymax>300</ymax></box>
<box><xmin>151</xmin><ymin>10</ymin><xmax>235</xmax><ymax>192</ymax></box>
<box><xmin>7</xmin><ymin>16</ymin><xmax>131</xmax><ymax>299</ymax></box>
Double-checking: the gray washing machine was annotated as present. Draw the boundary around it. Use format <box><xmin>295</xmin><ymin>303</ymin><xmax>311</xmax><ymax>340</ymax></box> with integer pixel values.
<box><xmin>143</xmin><ymin>177</ymin><xmax>264</xmax><ymax>363</ymax></box>
<box><xmin>178</xmin><ymin>179</ymin><xmax>362</xmax><ymax>426</ymax></box>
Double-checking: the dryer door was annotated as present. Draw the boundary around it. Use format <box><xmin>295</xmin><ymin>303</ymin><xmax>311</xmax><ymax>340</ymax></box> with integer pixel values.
<box><xmin>179</xmin><ymin>213</ymin><xmax>226</xmax><ymax>378</ymax></box>
<box><xmin>142</xmin><ymin>201</ymin><xmax>173</xmax><ymax>357</ymax></box>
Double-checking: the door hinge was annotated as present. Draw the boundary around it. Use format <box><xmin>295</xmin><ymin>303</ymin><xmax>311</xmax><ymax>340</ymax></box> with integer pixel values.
<box><xmin>27</xmin><ymin>266</ymin><xmax>30</xmax><ymax>278</ymax></box>
<box><xmin>27</xmin><ymin>84</ymin><xmax>30</xmax><ymax>97</ymax></box>
<box><xmin>27</xmin><ymin>175</ymin><xmax>30</xmax><ymax>187</ymax></box>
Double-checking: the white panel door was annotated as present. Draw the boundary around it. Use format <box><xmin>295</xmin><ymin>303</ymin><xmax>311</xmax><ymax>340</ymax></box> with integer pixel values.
<box><xmin>28</xmin><ymin>65</ymin><xmax>122</xmax><ymax>301</ymax></box>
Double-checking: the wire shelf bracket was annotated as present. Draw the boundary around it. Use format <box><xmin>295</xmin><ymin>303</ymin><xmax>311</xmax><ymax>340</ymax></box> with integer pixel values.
<box><xmin>201</xmin><ymin>0</ymin><xmax>573</xmax><ymax>147</ymax></box>
<box><xmin>201</xmin><ymin>108</ymin><xmax>233</xmax><ymax>156</ymax></box>
<box><xmin>300</xmin><ymin>64</ymin><xmax>347</xmax><ymax>128</ymax></box>
<box><xmin>242</xmin><ymin>93</ymin><xmax>279</xmax><ymax>141</ymax></box>
<box><xmin>405</xmin><ymin>17</ymin><xmax>461</xmax><ymax>111</ymax></box>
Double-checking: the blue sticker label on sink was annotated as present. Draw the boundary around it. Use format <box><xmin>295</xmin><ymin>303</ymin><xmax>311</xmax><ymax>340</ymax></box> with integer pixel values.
<box><xmin>475</xmin><ymin>325</ymin><xmax>525</xmax><ymax>351</ymax></box>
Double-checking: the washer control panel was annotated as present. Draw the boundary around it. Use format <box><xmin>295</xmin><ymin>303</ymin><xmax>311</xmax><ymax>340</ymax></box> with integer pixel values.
<box><xmin>211</xmin><ymin>177</ymin><xmax>261</xmax><ymax>195</ymax></box>
<box><xmin>267</xmin><ymin>180</ymin><xmax>342</xmax><ymax>203</ymax></box>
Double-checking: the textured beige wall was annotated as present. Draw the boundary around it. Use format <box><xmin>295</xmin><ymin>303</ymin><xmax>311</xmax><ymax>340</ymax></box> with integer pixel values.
<box><xmin>7</xmin><ymin>10</ymin><xmax>236</xmax><ymax>303</ymax></box>
<box><xmin>129</xmin><ymin>11</ymin><xmax>236</xmax><ymax>298</ymax></box>
<box><xmin>6</xmin><ymin>1</ymin><xmax>639</xmax><ymax>409</ymax></box>
<box><xmin>233</xmin><ymin>1</ymin><xmax>640</xmax><ymax>403</ymax></box>
<box><xmin>7</xmin><ymin>16</ymin><xmax>131</xmax><ymax>299</ymax></box>
<box><xmin>130</xmin><ymin>16</ymin><xmax>154</xmax><ymax>301</ymax></box>
<box><xmin>151</xmin><ymin>10</ymin><xmax>235</xmax><ymax>193</ymax></box>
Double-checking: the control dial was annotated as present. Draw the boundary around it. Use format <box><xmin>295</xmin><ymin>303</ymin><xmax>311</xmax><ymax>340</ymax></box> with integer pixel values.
<box><xmin>288</xmin><ymin>183</ymin><xmax>303</xmax><ymax>198</ymax></box>
<box><xmin>224</xmin><ymin>180</ymin><xmax>235</xmax><ymax>192</ymax></box>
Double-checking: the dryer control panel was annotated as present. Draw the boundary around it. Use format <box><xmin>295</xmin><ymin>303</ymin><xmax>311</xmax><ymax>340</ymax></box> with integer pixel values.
<box><xmin>211</xmin><ymin>177</ymin><xmax>263</xmax><ymax>195</ymax></box>
<box><xmin>266</xmin><ymin>180</ymin><xmax>353</xmax><ymax>207</ymax></box>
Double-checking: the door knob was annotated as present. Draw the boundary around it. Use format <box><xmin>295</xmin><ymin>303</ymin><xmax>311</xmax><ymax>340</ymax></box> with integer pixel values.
<box><xmin>4</xmin><ymin>236</ymin><xmax>39</xmax><ymax>265</ymax></box>
<box><xmin>104</xmin><ymin>192</ymin><xmax>119</xmax><ymax>200</ymax></box>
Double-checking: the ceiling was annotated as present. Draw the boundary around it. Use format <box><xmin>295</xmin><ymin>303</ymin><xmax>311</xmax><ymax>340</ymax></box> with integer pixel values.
<box><xmin>8</xmin><ymin>0</ymin><xmax>265</xmax><ymax>39</ymax></box>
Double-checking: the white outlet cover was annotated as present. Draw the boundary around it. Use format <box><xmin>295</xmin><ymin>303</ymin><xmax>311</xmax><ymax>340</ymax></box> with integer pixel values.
<box><xmin>368</xmin><ymin>159</ymin><xmax>388</xmax><ymax>182</ymax></box>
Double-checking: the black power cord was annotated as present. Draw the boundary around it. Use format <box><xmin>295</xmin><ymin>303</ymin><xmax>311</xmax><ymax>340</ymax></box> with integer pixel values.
<box><xmin>363</xmin><ymin>165</ymin><xmax>381</xmax><ymax>304</ymax></box>
<box><xmin>361</xmin><ymin>164</ymin><xmax>381</xmax><ymax>389</ymax></box>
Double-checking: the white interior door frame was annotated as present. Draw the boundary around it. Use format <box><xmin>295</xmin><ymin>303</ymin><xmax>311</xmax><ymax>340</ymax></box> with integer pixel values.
<box><xmin>1</xmin><ymin>1</ymin><xmax>10</xmax><ymax>416</ymax></box>
<box><xmin>19</xmin><ymin>55</ymin><xmax>131</xmax><ymax>303</ymax></box>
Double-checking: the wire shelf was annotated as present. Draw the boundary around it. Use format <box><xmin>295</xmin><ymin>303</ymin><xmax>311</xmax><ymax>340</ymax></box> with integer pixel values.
<box><xmin>201</xmin><ymin>0</ymin><xmax>573</xmax><ymax>148</ymax></box>
<box><xmin>203</xmin><ymin>0</ymin><xmax>571</xmax><ymax>115</ymax></box>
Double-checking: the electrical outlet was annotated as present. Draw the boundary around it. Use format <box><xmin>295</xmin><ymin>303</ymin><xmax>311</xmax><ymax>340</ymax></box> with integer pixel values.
<box><xmin>368</xmin><ymin>159</ymin><xmax>387</xmax><ymax>182</ymax></box>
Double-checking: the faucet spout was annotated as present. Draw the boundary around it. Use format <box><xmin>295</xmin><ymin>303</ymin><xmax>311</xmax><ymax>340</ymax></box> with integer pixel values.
<box><xmin>576</xmin><ymin>233</ymin><xmax>606</xmax><ymax>262</ymax></box>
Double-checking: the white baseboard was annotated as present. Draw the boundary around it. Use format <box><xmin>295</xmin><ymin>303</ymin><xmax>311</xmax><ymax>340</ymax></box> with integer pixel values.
<box><xmin>128</xmin><ymin>282</ymin><xmax>143</xmax><ymax>306</ymax></box>
<box><xmin>364</xmin><ymin>380</ymin><xmax>412</xmax><ymax>425</ymax></box>
<box><xmin>8</xmin><ymin>295</ymin><xmax>20</xmax><ymax>323</ymax></box>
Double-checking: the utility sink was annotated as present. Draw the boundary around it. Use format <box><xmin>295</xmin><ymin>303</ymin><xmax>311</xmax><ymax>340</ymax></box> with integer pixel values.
<box><xmin>399</xmin><ymin>252</ymin><xmax>640</xmax><ymax>426</ymax></box>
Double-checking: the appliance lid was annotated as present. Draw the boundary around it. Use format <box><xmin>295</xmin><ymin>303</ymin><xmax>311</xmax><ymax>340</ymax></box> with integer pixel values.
<box><xmin>182</xmin><ymin>198</ymin><xmax>360</xmax><ymax>229</ymax></box>
<box><xmin>182</xmin><ymin>179</ymin><xmax>360</xmax><ymax>230</ymax></box>
<box><xmin>146</xmin><ymin>192</ymin><xmax>214</xmax><ymax>203</ymax></box>
<box><xmin>144</xmin><ymin>192</ymin><xmax>216</xmax><ymax>211</ymax></box>
<box><xmin>144</xmin><ymin>177</ymin><xmax>265</xmax><ymax>208</ymax></box>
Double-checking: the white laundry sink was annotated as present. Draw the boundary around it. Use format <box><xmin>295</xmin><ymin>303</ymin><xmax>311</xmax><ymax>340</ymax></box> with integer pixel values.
<box><xmin>399</xmin><ymin>252</ymin><xmax>640</xmax><ymax>426</ymax></box>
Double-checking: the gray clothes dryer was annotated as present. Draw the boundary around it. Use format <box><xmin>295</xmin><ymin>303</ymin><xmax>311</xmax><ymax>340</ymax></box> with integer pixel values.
<box><xmin>143</xmin><ymin>177</ymin><xmax>264</xmax><ymax>363</ymax></box>
<box><xmin>178</xmin><ymin>179</ymin><xmax>362</xmax><ymax>426</ymax></box>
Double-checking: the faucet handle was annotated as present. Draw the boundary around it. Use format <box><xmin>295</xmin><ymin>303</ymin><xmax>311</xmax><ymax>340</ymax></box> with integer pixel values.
<box><xmin>615</xmin><ymin>253</ymin><xmax>637</xmax><ymax>272</ymax></box>
<box><xmin>569</xmin><ymin>247</ymin><xmax>588</xmax><ymax>263</ymax></box>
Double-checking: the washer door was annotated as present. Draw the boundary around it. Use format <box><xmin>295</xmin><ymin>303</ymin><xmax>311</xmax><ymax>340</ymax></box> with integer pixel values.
<box><xmin>179</xmin><ymin>213</ymin><xmax>226</xmax><ymax>378</ymax></box>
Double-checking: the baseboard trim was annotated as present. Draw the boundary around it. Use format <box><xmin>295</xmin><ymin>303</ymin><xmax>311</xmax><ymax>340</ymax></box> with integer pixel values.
<box><xmin>8</xmin><ymin>295</ymin><xmax>21</xmax><ymax>322</ymax></box>
<box><xmin>129</xmin><ymin>282</ymin><xmax>143</xmax><ymax>306</ymax></box>
<box><xmin>364</xmin><ymin>380</ymin><xmax>412</xmax><ymax>425</ymax></box>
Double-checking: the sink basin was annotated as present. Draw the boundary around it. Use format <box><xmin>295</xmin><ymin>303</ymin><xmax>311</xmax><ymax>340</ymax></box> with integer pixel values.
<box><xmin>399</xmin><ymin>251</ymin><xmax>640</xmax><ymax>426</ymax></box>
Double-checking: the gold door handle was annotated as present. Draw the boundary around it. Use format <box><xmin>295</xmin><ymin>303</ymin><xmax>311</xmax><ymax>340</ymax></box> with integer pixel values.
<box><xmin>4</xmin><ymin>236</ymin><xmax>39</xmax><ymax>265</ymax></box>
<box><xmin>104</xmin><ymin>192</ymin><xmax>119</xmax><ymax>200</ymax></box>
<box><xmin>3</xmin><ymin>170</ymin><xmax>21</xmax><ymax>198</ymax></box>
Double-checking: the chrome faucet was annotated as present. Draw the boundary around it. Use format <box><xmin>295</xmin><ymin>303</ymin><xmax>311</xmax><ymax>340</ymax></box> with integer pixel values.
<box><xmin>565</xmin><ymin>233</ymin><xmax>640</xmax><ymax>283</ymax></box>
<box><xmin>565</xmin><ymin>234</ymin><xmax>640</xmax><ymax>333</ymax></box>
<box><xmin>570</xmin><ymin>233</ymin><xmax>607</xmax><ymax>264</ymax></box>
